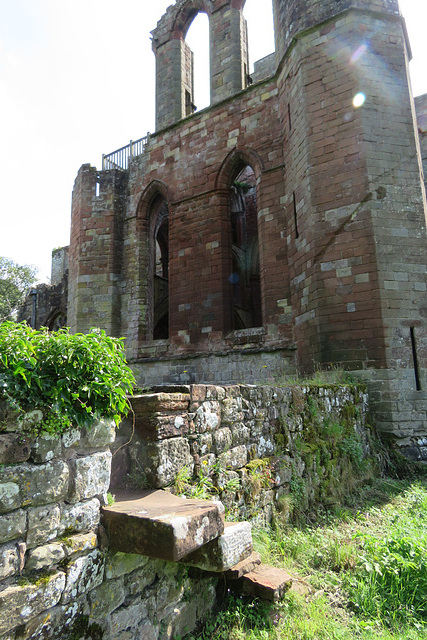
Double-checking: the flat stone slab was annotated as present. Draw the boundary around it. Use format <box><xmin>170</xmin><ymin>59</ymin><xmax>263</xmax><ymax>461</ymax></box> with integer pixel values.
<box><xmin>182</xmin><ymin>521</ymin><xmax>253</xmax><ymax>572</ymax></box>
<box><xmin>239</xmin><ymin>565</ymin><xmax>292</xmax><ymax>602</ymax></box>
<box><xmin>102</xmin><ymin>491</ymin><xmax>224</xmax><ymax>562</ymax></box>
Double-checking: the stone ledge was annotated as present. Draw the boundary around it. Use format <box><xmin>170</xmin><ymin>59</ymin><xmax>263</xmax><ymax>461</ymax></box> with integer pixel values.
<box><xmin>102</xmin><ymin>490</ymin><xmax>225</xmax><ymax>562</ymax></box>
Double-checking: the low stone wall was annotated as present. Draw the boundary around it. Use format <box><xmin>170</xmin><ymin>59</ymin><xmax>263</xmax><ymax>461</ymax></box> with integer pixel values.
<box><xmin>0</xmin><ymin>383</ymin><xmax>372</xmax><ymax>639</ymax></box>
<box><xmin>113</xmin><ymin>383</ymin><xmax>371</xmax><ymax>524</ymax></box>
<box><xmin>0</xmin><ymin>412</ymin><xmax>217</xmax><ymax>640</ymax></box>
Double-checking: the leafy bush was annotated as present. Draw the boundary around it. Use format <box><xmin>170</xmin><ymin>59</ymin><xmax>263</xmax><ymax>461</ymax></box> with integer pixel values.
<box><xmin>0</xmin><ymin>322</ymin><xmax>135</xmax><ymax>433</ymax></box>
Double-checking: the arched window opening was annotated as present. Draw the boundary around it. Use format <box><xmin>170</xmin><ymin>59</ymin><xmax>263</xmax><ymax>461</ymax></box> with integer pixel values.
<box><xmin>152</xmin><ymin>198</ymin><xmax>169</xmax><ymax>340</ymax></box>
<box><xmin>185</xmin><ymin>12</ymin><xmax>210</xmax><ymax>112</ymax></box>
<box><xmin>230</xmin><ymin>165</ymin><xmax>261</xmax><ymax>330</ymax></box>
<box><xmin>47</xmin><ymin>311</ymin><xmax>66</xmax><ymax>332</ymax></box>
<box><xmin>244</xmin><ymin>0</ymin><xmax>275</xmax><ymax>76</ymax></box>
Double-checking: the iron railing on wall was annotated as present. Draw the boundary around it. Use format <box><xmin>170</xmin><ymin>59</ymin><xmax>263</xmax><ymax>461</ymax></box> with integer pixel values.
<box><xmin>102</xmin><ymin>134</ymin><xmax>150</xmax><ymax>171</ymax></box>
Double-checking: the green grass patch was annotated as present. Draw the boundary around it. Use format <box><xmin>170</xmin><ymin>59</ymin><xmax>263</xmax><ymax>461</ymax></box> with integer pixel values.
<box><xmin>189</xmin><ymin>478</ymin><xmax>427</xmax><ymax>640</ymax></box>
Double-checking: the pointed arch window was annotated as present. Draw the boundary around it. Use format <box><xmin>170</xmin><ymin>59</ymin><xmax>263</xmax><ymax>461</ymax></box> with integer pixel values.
<box><xmin>185</xmin><ymin>11</ymin><xmax>210</xmax><ymax>112</ymax></box>
<box><xmin>151</xmin><ymin>197</ymin><xmax>170</xmax><ymax>340</ymax></box>
<box><xmin>229</xmin><ymin>165</ymin><xmax>262</xmax><ymax>330</ymax></box>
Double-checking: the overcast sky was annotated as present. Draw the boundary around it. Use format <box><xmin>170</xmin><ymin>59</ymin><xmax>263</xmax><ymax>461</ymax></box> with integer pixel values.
<box><xmin>0</xmin><ymin>0</ymin><xmax>425</xmax><ymax>282</ymax></box>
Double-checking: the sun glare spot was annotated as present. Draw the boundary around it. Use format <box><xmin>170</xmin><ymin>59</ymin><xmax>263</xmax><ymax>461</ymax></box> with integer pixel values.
<box><xmin>353</xmin><ymin>92</ymin><xmax>366</xmax><ymax>108</ymax></box>
<box><xmin>350</xmin><ymin>44</ymin><xmax>368</xmax><ymax>64</ymax></box>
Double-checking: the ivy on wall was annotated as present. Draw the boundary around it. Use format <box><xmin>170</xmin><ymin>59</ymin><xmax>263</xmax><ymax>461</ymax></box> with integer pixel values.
<box><xmin>0</xmin><ymin>322</ymin><xmax>135</xmax><ymax>434</ymax></box>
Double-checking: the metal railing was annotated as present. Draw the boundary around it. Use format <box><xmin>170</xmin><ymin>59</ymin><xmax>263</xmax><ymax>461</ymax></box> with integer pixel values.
<box><xmin>102</xmin><ymin>134</ymin><xmax>150</xmax><ymax>171</ymax></box>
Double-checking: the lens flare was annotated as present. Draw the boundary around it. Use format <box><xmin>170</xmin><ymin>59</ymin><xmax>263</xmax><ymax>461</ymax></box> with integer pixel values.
<box><xmin>353</xmin><ymin>92</ymin><xmax>366</xmax><ymax>108</ymax></box>
<box><xmin>350</xmin><ymin>44</ymin><xmax>368</xmax><ymax>64</ymax></box>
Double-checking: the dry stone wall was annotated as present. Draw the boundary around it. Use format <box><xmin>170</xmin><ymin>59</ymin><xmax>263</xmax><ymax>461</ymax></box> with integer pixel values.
<box><xmin>113</xmin><ymin>383</ymin><xmax>371</xmax><ymax>525</ymax></box>
<box><xmin>0</xmin><ymin>409</ymin><xmax>217</xmax><ymax>640</ymax></box>
<box><xmin>0</xmin><ymin>382</ymin><xmax>372</xmax><ymax>639</ymax></box>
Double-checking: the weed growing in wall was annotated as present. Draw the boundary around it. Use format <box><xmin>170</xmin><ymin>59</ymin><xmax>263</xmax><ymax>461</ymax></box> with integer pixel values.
<box><xmin>0</xmin><ymin>321</ymin><xmax>135</xmax><ymax>434</ymax></box>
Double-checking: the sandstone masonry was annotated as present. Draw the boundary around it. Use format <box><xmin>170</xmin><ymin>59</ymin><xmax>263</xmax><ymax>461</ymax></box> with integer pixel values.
<box><xmin>24</xmin><ymin>0</ymin><xmax>427</xmax><ymax>458</ymax></box>
<box><xmin>0</xmin><ymin>381</ymin><xmax>371</xmax><ymax>639</ymax></box>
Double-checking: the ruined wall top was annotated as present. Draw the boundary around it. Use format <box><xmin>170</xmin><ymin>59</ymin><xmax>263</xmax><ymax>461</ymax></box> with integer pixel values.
<box><xmin>152</xmin><ymin>0</ymin><xmax>249</xmax><ymax>129</ymax></box>
<box><xmin>273</xmin><ymin>0</ymin><xmax>401</xmax><ymax>62</ymax></box>
<box><xmin>151</xmin><ymin>0</ymin><xmax>245</xmax><ymax>50</ymax></box>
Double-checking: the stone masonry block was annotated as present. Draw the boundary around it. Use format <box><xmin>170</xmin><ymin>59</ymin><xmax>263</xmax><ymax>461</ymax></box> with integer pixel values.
<box><xmin>0</xmin><ymin>542</ymin><xmax>20</xmax><ymax>580</ymax></box>
<box><xmin>68</xmin><ymin>450</ymin><xmax>112</xmax><ymax>502</ymax></box>
<box><xmin>0</xmin><ymin>460</ymin><xmax>69</xmax><ymax>512</ymax></box>
<box><xmin>59</xmin><ymin>498</ymin><xmax>101</xmax><ymax>535</ymax></box>
<box><xmin>102</xmin><ymin>490</ymin><xmax>225</xmax><ymax>562</ymax></box>
<box><xmin>219</xmin><ymin>445</ymin><xmax>248</xmax><ymax>470</ymax></box>
<box><xmin>27</xmin><ymin>504</ymin><xmax>61</xmax><ymax>548</ymax></box>
<box><xmin>138</xmin><ymin>438</ymin><xmax>193</xmax><ymax>487</ymax></box>
<box><xmin>0</xmin><ymin>572</ymin><xmax>66</xmax><ymax>635</ymax></box>
<box><xmin>110</xmin><ymin>601</ymin><xmax>148</xmax><ymax>636</ymax></box>
<box><xmin>213</xmin><ymin>428</ymin><xmax>233</xmax><ymax>454</ymax></box>
<box><xmin>182</xmin><ymin>521</ymin><xmax>253</xmax><ymax>572</ymax></box>
<box><xmin>30</xmin><ymin>434</ymin><xmax>61</xmax><ymax>464</ymax></box>
<box><xmin>0</xmin><ymin>483</ymin><xmax>21</xmax><ymax>514</ymax></box>
<box><xmin>80</xmin><ymin>418</ymin><xmax>116</xmax><ymax>450</ymax></box>
<box><xmin>26</xmin><ymin>543</ymin><xmax>66</xmax><ymax>571</ymax></box>
<box><xmin>0</xmin><ymin>434</ymin><xmax>33</xmax><ymax>465</ymax></box>
<box><xmin>194</xmin><ymin>401</ymin><xmax>221</xmax><ymax>433</ymax></box>
<box><xmin>0</xmin><ymin>509</ymin><xmax>26</xmax><ymax>544</ymax></box>
<box><xmin>105</xmin><ymin>552</ymin><xmax>151</xmax><ymax>580</ymax></box>
<box><xmin>88</xmin><ymin>577</ymin><xmax>126</xmax><ymax>620</ymax></box>
<box><xmin>62</xmin><ymin>532</ymin><xmax>98</xmax><ymax>557</ymax></box>
<box><xmin>61</xmin><ymin>549</ymin><xmax>104</xmax><ymax>603</ymax></box>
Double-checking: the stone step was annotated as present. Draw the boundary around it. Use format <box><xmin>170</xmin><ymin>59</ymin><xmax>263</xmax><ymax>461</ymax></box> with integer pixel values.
<box><xmin>236</xmin><ymin>564</ymin><xmax>292</xmax><ymax>602</ymax></box>
<box><xmin>102</xmin><ymin>490</ymin><xmax>224</xmax><ymax>562</ymax></box>
<box><xmin>223</xmin><ymin>551</ymin><xmax>262</xmax><ymax>579</ymax></box>
<box><xmin>181</xmin><ymin>521</ymin><xmax>253</xmax><ymax>572</ymax></box>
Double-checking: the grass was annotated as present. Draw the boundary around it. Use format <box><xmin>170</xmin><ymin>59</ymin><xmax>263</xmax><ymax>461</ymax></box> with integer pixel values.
<box><xmin>186</xmin><ymin>477</ymin><xmax>427</xmax><ymax>640</ymax></box>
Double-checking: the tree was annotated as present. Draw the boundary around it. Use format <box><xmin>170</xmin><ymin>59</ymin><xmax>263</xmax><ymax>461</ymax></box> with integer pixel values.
<box><xmin>0</xmin><ymin>258</ymin><xmax>38</xmax><ymax>323</ymax></box>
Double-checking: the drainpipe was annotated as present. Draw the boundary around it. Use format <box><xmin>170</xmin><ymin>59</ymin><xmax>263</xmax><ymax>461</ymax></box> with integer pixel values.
<box><xmin>29</xmin><ymin>289</ymin><xmax>38</xmax><ymax>329</ymax></box>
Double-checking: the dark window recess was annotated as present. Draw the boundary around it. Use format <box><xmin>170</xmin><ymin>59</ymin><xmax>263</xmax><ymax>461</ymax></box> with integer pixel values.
<box><xmin>230</xmin><ymin>165</ymin><xmax>262</xmax><ymax>330</ymax></box>
<box><xmin>288</xmin><ymin>103</ymin><xmax>292</xmax><ymax>130</ymax></box>
<box><xmin>293</xmin><ymin>192</ymin><xmax>299</xmax><ymax>238</ymax></box>
<box><xmin>153</xmin><ymin>199</ymin><xmax>169</xmax><ymax>340</ymax></box>
<box><xmin>410</xmin><ymin>327</ymin><xmax>422</xmax><ymax>391</ymax></box>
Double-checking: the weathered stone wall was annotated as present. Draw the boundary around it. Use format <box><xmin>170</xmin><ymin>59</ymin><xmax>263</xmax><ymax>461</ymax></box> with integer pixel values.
<box><xmin>17</xmin><ymin>278</ymin><xmax>68</xmax><ymax>331</ymax></box>
<box><xmin>252</xmin><ymin>53</ymin><xmax>276</xmax><ymax>83</ymax></box>
<box><xmin>112</xmin><ymin>383</ymin><xmax>371</xmax><ymax>525</ymax></box>
<box><xmin>152</xmin><ymin>0</ymin><xmax>249</xmax><ymax>129</ymax></box>
<box><xmin>0</xmin><ymin>410</ymin><xmax>217</xmax><ymax>640</ymax></box>
<box><xmin>51</xmin><ymin>247</ymin><xmax>69</xmax><ymax>287</ymax></box>
<box><xmin>65</xmin><ymin>0</ymin><xmax>427</xmax><ymax>455</ymax></box>
<box><xmin>415</xmin><ymin>94</ymin><xmax>427</xmax><ymax>189</ymax></box>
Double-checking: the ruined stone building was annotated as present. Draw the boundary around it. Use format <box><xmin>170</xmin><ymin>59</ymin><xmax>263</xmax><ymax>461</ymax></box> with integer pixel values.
<box><xmin>25</xmin><ymin>0</ymin><xmax>427</xmax><ymax>458</ymax></box>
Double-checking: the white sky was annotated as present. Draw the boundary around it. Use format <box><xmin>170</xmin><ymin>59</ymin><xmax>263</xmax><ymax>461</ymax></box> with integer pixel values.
<box><xmin>0</xmin><ymin>0</ymin><xmax>425</xmax><ymax>282</ymax></box>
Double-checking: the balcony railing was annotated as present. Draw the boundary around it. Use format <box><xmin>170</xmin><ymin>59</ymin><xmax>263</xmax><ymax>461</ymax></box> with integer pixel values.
<box><xmin>102</xmin><ymin>134</ymin><xmax>150</xmax><ymax>171</ymax></box>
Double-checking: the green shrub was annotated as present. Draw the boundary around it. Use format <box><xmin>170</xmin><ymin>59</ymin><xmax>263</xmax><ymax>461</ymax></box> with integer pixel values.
<box><xmin>0</xmin><ymin>322</ymin><xmax>135</xmax><ymax>434</ymax></box>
